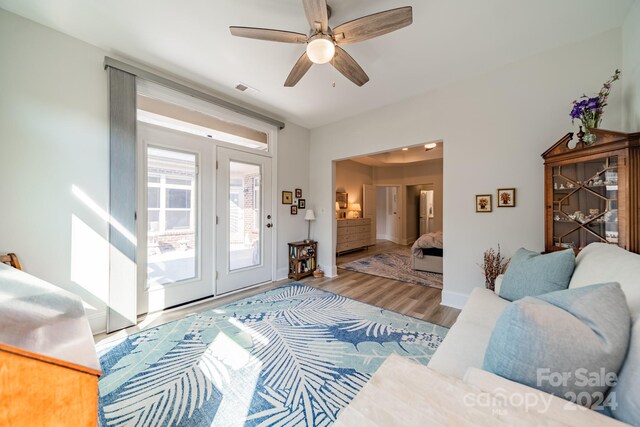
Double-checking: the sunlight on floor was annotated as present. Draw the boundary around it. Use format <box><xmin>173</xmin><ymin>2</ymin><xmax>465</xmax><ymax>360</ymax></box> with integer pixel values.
<box><xmin>199</xmin><ymin>331</ymin><xmax>262</xmax><ymax>427</ymax></box>
<box><xmin>229</xmin><ymin>317</ymin><xmax>270</xmax><ymax>346</ymax></box>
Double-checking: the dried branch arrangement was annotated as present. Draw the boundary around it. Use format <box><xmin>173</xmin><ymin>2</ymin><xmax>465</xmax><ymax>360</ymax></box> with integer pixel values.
<box><xmin>479</xmin><ymin>245</ymin><xmax>510</xmax><ymax>291</ymax></box>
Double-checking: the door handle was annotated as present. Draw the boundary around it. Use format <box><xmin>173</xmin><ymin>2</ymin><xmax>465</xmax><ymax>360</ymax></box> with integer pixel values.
<box><xmin>266</xmin><ymin>223</ymin><xmax>273</xmax><ymax>228</ymax></box>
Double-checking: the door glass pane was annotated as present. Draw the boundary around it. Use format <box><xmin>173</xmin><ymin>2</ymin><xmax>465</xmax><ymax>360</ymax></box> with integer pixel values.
<box><xmin>147</xmin><ymin>146</ymin><xmax>198</xmax><ymax>286</ymax></box>
<box><xmin>229</xmin><ymin>161</ymin><xmax>261</xmax><ymax>270</ymax></box>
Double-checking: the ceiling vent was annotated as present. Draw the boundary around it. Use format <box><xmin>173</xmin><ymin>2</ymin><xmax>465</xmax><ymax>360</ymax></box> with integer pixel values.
<box><xmin>235</xmin><ymin>82</ymin><xmax>259</xmax><ymax>94</ymax></box>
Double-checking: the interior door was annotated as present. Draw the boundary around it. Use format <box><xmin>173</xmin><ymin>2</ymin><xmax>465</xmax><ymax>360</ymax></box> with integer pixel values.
<box><xmin>216</xmin><ymin>147</ymin><xmax>273</xmax><ymax>294</ymax></box>
<box><xmin>138</xmin><ymin>124</ymin><xmax>214</xmax><ymax>313</ymax></box>
<box><xmin>363</xmin><ymin>184</ymin><xmax>377</xmax><ymax>245</ymax></box>
<box><xmin>388</xmin><ymin>186</ymin><xmax>402</xmax><ymax>244</ymax></box>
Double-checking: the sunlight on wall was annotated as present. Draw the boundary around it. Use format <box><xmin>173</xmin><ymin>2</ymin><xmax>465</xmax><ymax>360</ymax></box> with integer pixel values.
<box><xmin>199</xmin><ymin>332</ymin><xmax>261</xmax><ymax>426</ymax></box>
<box><xmin>71</xmin><ymin>214</ymin><xmax>109</xmax><ymax>309</ymax></box>
<box><xmin>72</xmin><ymin>184</ymin><xmax>137</xmax><ymax>245</ymax></box>
<box><xmin>73</xmin><ymin>184</ymin><xmax>138</xmax><ymax>328</ymax></box>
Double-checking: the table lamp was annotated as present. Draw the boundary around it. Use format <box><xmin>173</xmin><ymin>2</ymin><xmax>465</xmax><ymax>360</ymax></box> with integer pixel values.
<box><xmin>304</xmin><ymin>209</ymin><xmax>316</xmax><ymax>242</ymax></box>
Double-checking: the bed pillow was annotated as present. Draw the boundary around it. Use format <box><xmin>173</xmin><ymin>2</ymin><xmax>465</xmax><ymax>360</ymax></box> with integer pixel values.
<box><xmin>483</xmin><ymin>283</ymin><xmax>631</xmax><ymax>405</ymax></box>
<box><xmin>499</xmin><ymin>248</ymin><xmax>575</xmax><ymax>301</ymax></box>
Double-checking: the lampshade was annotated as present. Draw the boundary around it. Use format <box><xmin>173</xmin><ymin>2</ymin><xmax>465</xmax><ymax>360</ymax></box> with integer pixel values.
<box><xmin>349</xmin><ymin>203</ymin><xmax>362</xmax><ymax>211</ymax></box>
<box><xmin>335</xmin><ymin>202</ymin><xmax>341</xmax><ymax>210</ymax></box>
<box><xmin>304</xmin><ymin>209</ymin><xmax>316</xmax><ymax>221</ymax></box>
<box><xmin>306</xmin><ymin>35</ymin><xmax>335</xmax><ymax>64</ymax></box>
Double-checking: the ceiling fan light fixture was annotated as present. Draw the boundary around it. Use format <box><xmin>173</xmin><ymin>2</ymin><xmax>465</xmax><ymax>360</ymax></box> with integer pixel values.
<box><xmin>306</xmin><ymin>35</ymin><xmax>335</xmax><ymax>64</ymax></box>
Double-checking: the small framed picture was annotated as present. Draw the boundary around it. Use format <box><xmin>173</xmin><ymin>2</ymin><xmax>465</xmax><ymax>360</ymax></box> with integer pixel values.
<box><xmin>298</xmin><ymin>199</ymin><xmax>306</xmax><ymax>209</ymax></box>
<box><xmin>476</xmin><ymin>194</ymin><xmax>492</xmax><ymax>213</ymax></box>
<box><xmin>291</xmin><ymin>205</ymin><xmax>298</xmax><ymax>215</ymax></box>
<box><xmin>497</xmin><ymin>188</ymin><xmax>516</xmax><ymax>207</ymax></box>
<box><xmin>282</xmin><ymin>191</ymin><xmax>293</xmax><ymax>205</ymax></box>
<box><xmin>295</xmin><ymin>188</ymin><xmax>302</xmax><ymax>198</ymax></box>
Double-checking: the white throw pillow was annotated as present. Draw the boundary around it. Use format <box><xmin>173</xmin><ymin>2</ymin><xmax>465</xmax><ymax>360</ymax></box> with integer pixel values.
<box><xmin>570</xmin><ymin>243</ymin><xmax>640</xmax><ymax>321</ymax></box>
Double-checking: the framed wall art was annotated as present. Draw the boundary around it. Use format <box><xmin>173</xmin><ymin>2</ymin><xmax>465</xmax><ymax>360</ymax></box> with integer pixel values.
<box><xmin>476</xmin><ymin>194</ymin><xmax>492</xmax><ymax>213</ymax></box>
<box><xmin>336</xmin><ymin>192</ymin><xmax>348</xmax><ymax>209</ymax></box>
<box><xmin>497</xmin><ymin>188</ymin><xmax>516</xmax><ymax>207</ymax></box>
<box><xmin>282</xmin><ymin>191</ymin><xmax>293</xmax><ymax>204</ymax></box>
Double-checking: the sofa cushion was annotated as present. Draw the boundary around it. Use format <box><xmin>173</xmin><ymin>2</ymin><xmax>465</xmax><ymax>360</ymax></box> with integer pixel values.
<box><xmin>483</xmin><ymin>283</ymin><xmax>631</xmax><ymax>404</ymax></box>
<box><xmin>456</xmin><ymin>287</ymin><xmax>510</xmax><ymax>329</ymax></box>
<box><xmin>610</xmin><ymin>317</ymin><xmax>640</xmax><ymax>425</ymax></box>
<box><xmin>428</xmin><ymin>288</ymin><xmax>508</xmax><ymax>379</ymax></box>
<box><xmin>570</xmin><ymin>242</ymin><xmax>640</xmax><ymax>321</ymax></box>
<box><xmin>499</xmin><ymin>248</ymin><xmax>575</xmax><ymax>301</ymax></box>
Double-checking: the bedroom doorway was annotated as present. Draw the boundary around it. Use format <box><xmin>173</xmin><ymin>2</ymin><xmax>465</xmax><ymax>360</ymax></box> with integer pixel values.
<box><xmin>334</xmin><ymin>141</ymin><xmax>444</xmax><ymax>290</ymax></box>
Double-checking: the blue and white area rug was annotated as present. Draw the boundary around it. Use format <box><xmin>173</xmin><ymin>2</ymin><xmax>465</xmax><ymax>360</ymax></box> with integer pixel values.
<box><xmin>97</xmin><ymin>284</ymin><xmax>448</xmax><ymax>426</ymax></box>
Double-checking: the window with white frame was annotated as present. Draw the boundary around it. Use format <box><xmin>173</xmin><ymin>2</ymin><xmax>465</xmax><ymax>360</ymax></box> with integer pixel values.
<box><xmin>147</xmin><ymin>147</ymin><xmax>196</xmax><ymax>235</ymax></box>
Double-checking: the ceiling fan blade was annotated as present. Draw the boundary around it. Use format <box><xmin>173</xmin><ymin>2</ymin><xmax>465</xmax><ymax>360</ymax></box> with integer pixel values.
<box><xmin>284</xmin><ymin>52</ymin><xmax>314</xmax><ymax>87</ymax></box>
<box><xmin>230</xmin><ymin>26</ymin><xmax>307</xmax><ymax>44</ymax></box>
<box><xmin>331</xmin><ymin>46</ymin><xmax>369</xmax><ymax>86</ymax></box>
<box><xmin>303</xmin><ymin>0</ymin><xmax>329</xmax><ymax>33</ymax></box>
<box><xmin>333</xmin><ymin>6</ymin><xmax>413</xmax><ymax>45</ymax></box>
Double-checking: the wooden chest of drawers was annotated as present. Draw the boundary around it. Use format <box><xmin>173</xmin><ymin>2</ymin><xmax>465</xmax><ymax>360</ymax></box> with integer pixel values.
<box><xmin>337</xmin><ymin>218</ymin><xmax>372</xmax><ymax>254</ymax></box>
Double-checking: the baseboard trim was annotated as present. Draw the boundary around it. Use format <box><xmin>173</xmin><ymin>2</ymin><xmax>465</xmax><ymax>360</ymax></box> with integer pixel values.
<box><xmin>276</xmin><ymin>267</ymin><xmax>289</xmax><ymax>281</ymax></box>
<box><xmin>441</xmin><ymin>290</ymin><xmax>468</xmax><ymax>309</ymax></box>
<box><xmin>327</xmin><ymin>264</ymin><xmax>338</xmax><ymax>277</ymax></box>
<box><xmin>88</xmin><ymin>311</ymin><xmax>107</xmax><ymax>335</ymax></box>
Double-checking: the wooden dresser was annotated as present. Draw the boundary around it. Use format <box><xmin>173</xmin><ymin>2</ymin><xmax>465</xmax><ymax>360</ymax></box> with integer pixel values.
<box><xmin>0</xmin><ymin>263</ymin><xmax>101</xmax><ymax>426</ymax></box>
<box><xmin>337</xmin><ymin>218</ymin><xmax>372</xmax><ymax>254</ymax></box>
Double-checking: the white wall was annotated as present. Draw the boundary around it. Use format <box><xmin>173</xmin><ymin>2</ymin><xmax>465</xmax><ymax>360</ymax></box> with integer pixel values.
<box><xmin>335</xmin><ymin>160</ymin><xmax>373</xmax><ymax>207</ymax></box>
<box><xmin>309</xmin><ymin>29</ymin><xmax>624</xmax><ymax>308</ymax></box>
<box><xmin>0</xmin><ymin>9</ymin><xmax>111</xmax><ymax>331</ymax></box>
<box><xmin>623</xmin><ymin>0</ymin><xmax>640</xmax><ymax>131</ymax></box>
<box><xmin>276</xmin><ymin>122</ymin><xmax>311</xmax><ymax>280</ymax></box>
<box><xmin>0</xmin><ymin>9</ymin><xmax>310</xmax><ymax>333</ymax></box>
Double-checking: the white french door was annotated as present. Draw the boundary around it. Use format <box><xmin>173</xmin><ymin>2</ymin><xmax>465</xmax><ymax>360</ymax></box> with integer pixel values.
<box><xmin>216</xmin><ymin>147</ymin><xmax>273</xmax><ymax>294</ymax></box>
<box><xmin>137</xmin><ymin>124</ymin><xmax>215</xmax><ymax>312</ymax></box>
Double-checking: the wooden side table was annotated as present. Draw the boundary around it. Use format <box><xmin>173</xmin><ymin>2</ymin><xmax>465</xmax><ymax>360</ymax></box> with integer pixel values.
<box><xmin>288</xmin><ymin>241</ymin><xmax>317</xmax><ymax>280</ymax></box>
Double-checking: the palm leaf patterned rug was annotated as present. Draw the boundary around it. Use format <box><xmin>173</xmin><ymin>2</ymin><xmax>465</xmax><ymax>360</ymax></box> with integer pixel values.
<box><xmin>97</xmin><ymin>283</ymin><xmax>448</xmax><ymax>426</ymax></box>
<box><xmin>338</xmin><ymin>247</ymin><xmax>443</xmax><ymax>289</ymax></box>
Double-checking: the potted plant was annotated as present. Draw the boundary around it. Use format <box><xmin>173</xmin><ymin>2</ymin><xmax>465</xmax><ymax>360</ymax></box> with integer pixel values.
<box><xmin>569</xmin><ymin>69</ymin><xmax>621</xmax><ymax>144</ymax></box>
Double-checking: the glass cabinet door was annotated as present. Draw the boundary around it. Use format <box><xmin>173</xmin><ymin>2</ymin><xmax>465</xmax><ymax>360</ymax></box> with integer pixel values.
<box><xmin>552</xmin><ymin>156</ymin><xmax>618</xmax><ymax>250</ymax></box>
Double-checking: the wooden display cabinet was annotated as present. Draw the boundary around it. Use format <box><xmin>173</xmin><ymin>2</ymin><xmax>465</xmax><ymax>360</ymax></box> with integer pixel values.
<box><xmin>288</xmin><ymin>240</ymin><xmax>317</xmax><ymax>280</ymax></box>
<box><xmin>542</xmin><ymin>128</ymin><xmax>640</xmax><ymax>253</ymax></box>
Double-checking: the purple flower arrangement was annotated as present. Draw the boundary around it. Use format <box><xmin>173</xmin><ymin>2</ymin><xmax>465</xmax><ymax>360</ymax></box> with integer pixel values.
<box><xmin>570</xmin><ymin>69</ymin><xmax>621</xmax><ymax>130</ymax></box>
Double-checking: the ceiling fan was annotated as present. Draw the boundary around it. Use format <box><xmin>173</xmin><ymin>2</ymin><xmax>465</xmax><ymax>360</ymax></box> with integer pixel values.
<box><xmin>229</xmin><ymin>0</ymin><xmax>413</xmax><ymax>87</ymax></box>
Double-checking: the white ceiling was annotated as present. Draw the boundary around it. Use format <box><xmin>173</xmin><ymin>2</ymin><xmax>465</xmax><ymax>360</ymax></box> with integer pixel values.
<box><xmin>350</xmin><ymin>143</ymin><xmax>443</xmax><ymax>167</ymax></box>
<box><xmin>0</xmin><ymin>0</ymin><xmax>635</xmax><ymax>129</ymax></box>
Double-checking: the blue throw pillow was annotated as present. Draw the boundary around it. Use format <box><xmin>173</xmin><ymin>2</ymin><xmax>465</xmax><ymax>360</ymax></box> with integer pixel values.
<box><xmin>483</xmin><ymin>283</ymin><xmax>631</xmax><ymax>406</ymax></box>
<box><xmin>610</xmin><ymin>318</ymin><xmax>640</xmax><ymax>424</ymax></box>
<box><xmin>499</xmin><ymin>248</ymin><xmax>575</xmax><ymax>301</ymax></box>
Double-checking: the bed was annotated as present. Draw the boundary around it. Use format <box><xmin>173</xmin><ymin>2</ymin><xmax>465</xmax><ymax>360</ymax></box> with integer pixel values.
<box><xmin>411</xmin><ymin>231</ymin><xmax>443</xmax><ymax>274</ymax></box>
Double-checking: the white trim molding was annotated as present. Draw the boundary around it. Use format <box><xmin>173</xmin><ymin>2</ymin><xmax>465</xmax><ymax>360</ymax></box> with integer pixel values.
<box><xmin>441</xmin><ymin>290</ymin><xmax>469</xmax><ymax>309</ymax></box>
